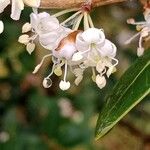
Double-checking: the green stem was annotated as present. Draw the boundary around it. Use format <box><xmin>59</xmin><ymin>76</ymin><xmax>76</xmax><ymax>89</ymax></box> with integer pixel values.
<box><xmin>61</xmin><ymin>11</ymin><xmax>82</xmax><ymax>25</ymax></box>
<box><xmin>83</xmin><ymin>12</ymin><xmax>90</xmax><ymax>30</ymax></box>
<box><xmin>52</xmin><ymin>8</ymin><xmax>79</xmax><ymax>17</ymax></box>
<box><xmin>88</xmin><ymin>14</ymin><xmax>94</xmax><ymax>28</ymax></box>
<box><xmin>72</xmin><ymin>13</ymin><xmax>84</xmax><ymax>30</ymax></box>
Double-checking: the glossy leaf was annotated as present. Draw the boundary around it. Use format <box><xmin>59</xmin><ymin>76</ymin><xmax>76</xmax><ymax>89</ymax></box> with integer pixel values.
<box><xmin>95</xmin><ymin>50</ymin><xmax>150</xmax><ymax>140</ymax></box>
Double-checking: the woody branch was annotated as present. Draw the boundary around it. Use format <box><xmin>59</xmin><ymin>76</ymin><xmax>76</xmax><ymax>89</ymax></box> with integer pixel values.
<box><xmin>25</xmin><ymin>0</ymin><xmax>128</xmax><ymax>9</ymax></box>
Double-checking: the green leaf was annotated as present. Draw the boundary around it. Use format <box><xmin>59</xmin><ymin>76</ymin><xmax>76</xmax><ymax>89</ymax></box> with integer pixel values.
<box><xmin>95</xmin><ymin>50</ymin><xmax>150</xmax><ymax>140</ymax></box>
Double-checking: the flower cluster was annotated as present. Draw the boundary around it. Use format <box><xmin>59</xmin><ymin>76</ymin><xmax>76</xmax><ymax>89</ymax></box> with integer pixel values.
<box><xmin>0</xmin><ymin>0</ymin><xmax>118</xmax><ymax>91</ymax></box>
<box><xmin>18</xmin><ymin>3</ymin><xmax>118</xmax><ymax>91</ymax></box>
<box><xmin>126</xmin><ymin>8</ymin><xmax>150</xmax><ymax>56</ymax></box>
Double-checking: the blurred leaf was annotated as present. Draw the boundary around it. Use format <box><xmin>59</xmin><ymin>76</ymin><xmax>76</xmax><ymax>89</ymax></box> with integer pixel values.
<box><xmin>95</xmin><ymin>50</ymin><xmax>150</xmax><ymax>139</ymax></box>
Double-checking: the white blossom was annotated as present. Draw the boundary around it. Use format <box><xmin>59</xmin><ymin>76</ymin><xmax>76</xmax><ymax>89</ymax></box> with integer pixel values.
<box><xmin>30</xmin><ymin>12</ymin><xmax>71</xmax><ymax>50</ymax></box>
<box><xmin>126</xmin><ymin>9</ymin><xmax>150</xmax><ymax>56</ymax></box>
<box><xmin>71</xmin><ymin>27</ymin><xmax>118</xmax><ymax>89</ymax></box>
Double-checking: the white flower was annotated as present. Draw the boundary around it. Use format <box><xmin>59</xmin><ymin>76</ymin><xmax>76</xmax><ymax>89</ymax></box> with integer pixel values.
<box><xmin>0</xmin><ymin>20</ymin><xmax>4</xmax><ymax>34</ymax></box>
<box><xmin>96</xmin><ymin>75</ymin><xmax>106</xmax><ymax>89</ymax></box>
<box><xmin>75</xmin><ymin>28</ymin><xmax>105</xmax><ymax>53</ymax></box>
<box><xmin>30</xmin><ymin>12</ymin><xmax>71</xmax><ymax>50</ymax></box>
<box><xmin>73</xmin><ymin>27</ymin><xmax>118</xmax><ymax>89</ymax></box>
<box><xmin>81</xmin><ymin>28</ymin><xmax>105</xmax><ymax>44</ymax></box>
<box><xmin>31</xmin><ymin>31</ymin><xmax>79</xmax><ymax>91</ymax></box>
<box><xmin>59</xmin><ymin>80</ymin><xmax>70</xmax><ymax>91</ymax></box>
<box><xmin>126</xmin><ymin>9</ymin><xmax>150</xmax><ymax>56</ymax></box>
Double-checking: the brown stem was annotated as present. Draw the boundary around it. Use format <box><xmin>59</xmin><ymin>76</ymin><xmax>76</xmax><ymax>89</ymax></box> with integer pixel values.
<box><xmin>38</xmin><ymin>0</ymin><xmax>127</xmax><ymax>9</ymax></box>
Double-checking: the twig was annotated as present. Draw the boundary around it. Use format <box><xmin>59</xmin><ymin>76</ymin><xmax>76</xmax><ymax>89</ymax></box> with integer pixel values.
<box><xmin>38</xmin><ymin>0</ymin><xmax>128</xmax><ymax>9</ymax></box>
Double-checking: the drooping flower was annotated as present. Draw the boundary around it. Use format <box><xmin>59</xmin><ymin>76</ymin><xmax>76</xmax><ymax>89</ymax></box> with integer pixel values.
<box><xmin>19</xmin><ymin>12</ymin><xmax>71</xmax><ymax>54</ymax></box>
<box><xmin>17</xmin><ymin>3</ymin><xmax>119</xmax><ymax>91</ymax></box>
<box><xmin>126</xmin><ymin>8</ymin><xmax>150</xmax><ymax>56</ymax></box>
<box><xmin>72</xmin><ymin>27</ymin><xmax>118</xmax><ymax>89</ymax></box>
<box><xmin>32</xmin><ymin>31</ymin><xmax>80</xmax><ymax>90</ymax></box>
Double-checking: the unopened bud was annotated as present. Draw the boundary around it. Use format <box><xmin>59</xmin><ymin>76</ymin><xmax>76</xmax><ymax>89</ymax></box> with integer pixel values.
<box><xmin>22</xmin><ymin>23</ymin><xmax>32</xmax><ymax>33</ymax></box>
<box><xmin>43</xmin><ymin>78</ymin><xmax>52</xmax><ymax>88</ymax></box>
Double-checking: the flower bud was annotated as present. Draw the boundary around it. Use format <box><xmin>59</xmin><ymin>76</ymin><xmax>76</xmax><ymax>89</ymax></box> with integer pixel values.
<box><xmin>22</xmin><ymin>23</ymin><xmax>32</xmax><ymax>33</ymax></box>
<box><xmin>96</xmin><ymin>75</ymin><xmax>106</xmax><ymax>89</ymax></box>
<box><xmin>18</xmin><ymin>34</ymin><xmax>30</xmax><ymax>44</ymax></box>
<box><xmin>54</xmin><ymin>66</ymin><xmax>62</xmax><ymax>76</ymax></box>
<box><xmin>59</xmin><ymin>80</ymin><xmax>70</xmax><ymax>91</ymax></box>
<box><xmin>127</xmin><ymin>18</ymin><xmax>135</xmax><ymax>24</ymax></box>
<box><xmin>43</xmin><ymin>78</ymin><xmax>52</xmax><ymax>88</ymax></box>
<box><xmin>26</xmin><ymin>43</ymin><xmax>35</xmax><ymax>54</ymax></box>
<box><xmin>75</xmin><ymin>75</ymin><xmax>83</xmax><ymax>85</ymax></box>
<box><xmin>137</xmin><ymin>47</ymin><xmax>144</xmax><ymax>57</ymax></box>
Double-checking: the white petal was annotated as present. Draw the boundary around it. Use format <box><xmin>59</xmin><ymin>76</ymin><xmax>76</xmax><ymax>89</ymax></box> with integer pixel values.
<box><xmin>0</xmin><ymin>0</ymin><xmax>10</xmax><ymax>13</ymax></box>
<box><xmin>98</xmin><ymin>39</ymin><xmax>117</xmax><ymax>58</ymax></box>
<box><xmin>72</xmin><ymin>52</ymin><xmax>83</xmax><ymax>61</ymax></box>
<box><xmin>96</xmin><ymin>75</ymin><xmax>106</xmax><ymax>89</ymax></box>
<box><xmin>30</xmin><ymin>12</ymin><xmax>60</xmax><ymax>33</ymax></box>
<box><xmin>53</xmin><ymin>42</ymin><xmax>77</xmax><ymax>60</ymax></box>
<box><xmin>11</xmin><ymin>0</ymin><xmax>24</xmax><ymax>20</ymax></box>
<box><xmin>106</xmin><ymin>66</ymin><xmax>116</xmax><ymax>77</ymax></box>
<box><xmin>81</xmin><ymin>28</ymin><xmax>105</xmax><ymax>44</ymax></box>
<box><xmin>0</xmin><ymin>20</ymin><xmax>4</xmax><ymax>34</ymax></box>
<box><xmin>96</xmin><ymin>60</ymin><xmax>105</xmax><ymax>73</ymax></box>
<box><xmin>75</xmin><ymin>32</ymin><xmax>89</xmax><ymax>52</ymax></box>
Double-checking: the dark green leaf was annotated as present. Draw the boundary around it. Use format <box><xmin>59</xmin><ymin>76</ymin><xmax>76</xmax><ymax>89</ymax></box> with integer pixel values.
<box><xmin>95</xmin><ymin>50</ymin><xmax>150</xmax><ymax>140</ymax></box>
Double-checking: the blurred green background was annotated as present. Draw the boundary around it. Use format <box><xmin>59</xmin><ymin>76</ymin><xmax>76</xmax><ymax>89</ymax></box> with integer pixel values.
<box><xmin>0</xmin><ymin>1</ymin><xmax>150</xmax><ymax>150</ymax></box>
